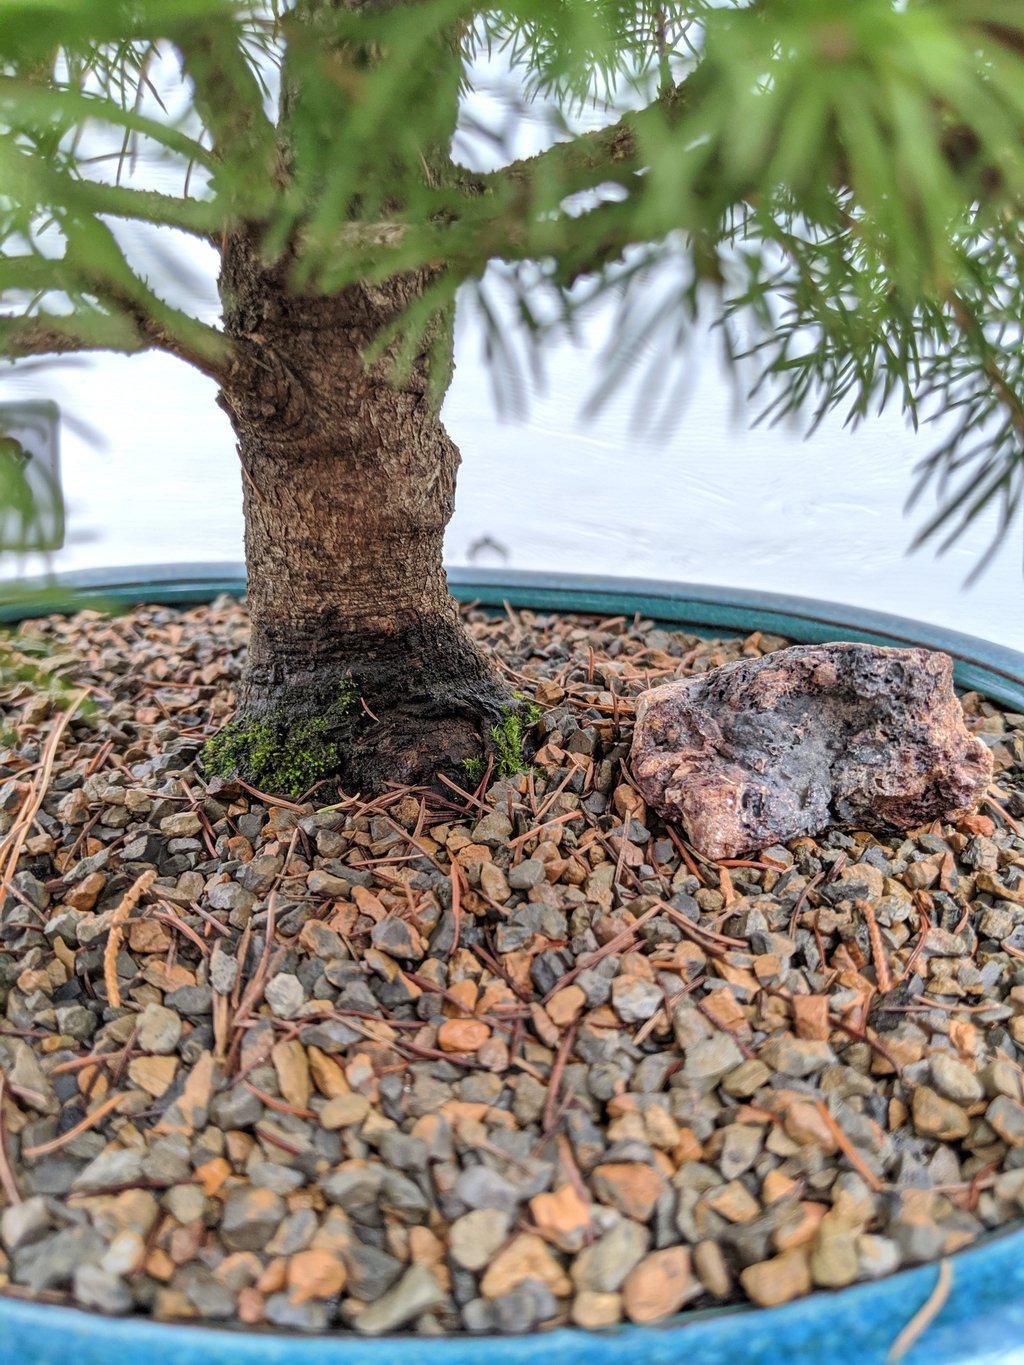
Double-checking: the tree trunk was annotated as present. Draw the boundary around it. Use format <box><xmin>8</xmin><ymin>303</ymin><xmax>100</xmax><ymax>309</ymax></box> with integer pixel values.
<box><xmin>209</xmin><ymin>231</ymin><xmax>514</xmax><ymax>796</ymax></box>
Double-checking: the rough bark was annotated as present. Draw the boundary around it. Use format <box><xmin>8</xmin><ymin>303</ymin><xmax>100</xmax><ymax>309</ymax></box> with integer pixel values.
<box><xmin>211</xmin><ymin>230</ymin><xmax>513</xmax><ymax>795</ymax></box>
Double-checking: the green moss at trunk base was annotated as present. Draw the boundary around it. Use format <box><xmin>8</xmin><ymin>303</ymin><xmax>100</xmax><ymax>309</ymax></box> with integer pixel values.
<box><xmin>202</xmin><ymin>682</ymin><xmax>357</xmax><ymax>799</ymax></box>
<box><xmin>489</xmin><ymin>700</ymin><xmax>542</xmax><ymax>779</ymax></box>
<box><xmin>462</xmin><ymin>755</ymin><xmax>485</xmax><ymax>784</ymax></box>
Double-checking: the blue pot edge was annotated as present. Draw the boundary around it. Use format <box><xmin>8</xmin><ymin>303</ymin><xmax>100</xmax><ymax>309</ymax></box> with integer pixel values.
<box><xmin>1</xmin><ymin>562</ymin><xmax>1023</xmax><ymax>1363</ymax></box>
<box><xmin>2</xmin><ymin>562</ymin><xmax>1023</xmax><ymax>709</ymax></box>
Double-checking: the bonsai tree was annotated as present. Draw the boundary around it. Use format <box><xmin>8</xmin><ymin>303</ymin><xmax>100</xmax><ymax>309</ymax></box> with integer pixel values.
<box><xmin>2</xmin><ymin>0</ymin><xmax>1023</xmax><ymax>794</ymax></box>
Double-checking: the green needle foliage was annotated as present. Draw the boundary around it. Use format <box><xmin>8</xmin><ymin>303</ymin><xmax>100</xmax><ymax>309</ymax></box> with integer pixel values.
<box><xmin>3</xmin><ymin>1</ymin><xmax>1024</xmax><ymax>569</ymax></box>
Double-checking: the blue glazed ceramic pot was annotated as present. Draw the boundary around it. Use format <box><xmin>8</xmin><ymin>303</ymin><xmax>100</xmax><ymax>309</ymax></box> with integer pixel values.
<box><xmin>2</xmin><ymin>565</ymin><xmax>1022</xmax><ymax>1365</ymax></box>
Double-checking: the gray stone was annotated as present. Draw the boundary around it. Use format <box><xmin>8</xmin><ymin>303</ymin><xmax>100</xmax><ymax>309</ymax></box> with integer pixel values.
<box><xmin>267</xmin><ymin>1208</ymin><xmax>318</xmax><ymax>1257</ymax></box>
<box><xmin>265</xmin><ymin>1293</ymin><xmax>331</xmax><ymax>1332</ymax></box>
<box><xmin>221</xmin><ymin>1186</ymin><xmax>286</xmax><ymax>1251</ymax></box>
<box><xmin>55</xmin><ymin>1004</ymin><xmax>96</xmax><ymax>1042</ymax></box>
<box><xmin>210</xmin><ymin>1083</ymin><xmax>264</xmax><ymax>1129</ymax></box>
<box><xmin>857</xmin><ymin>1234</ymin><xmax>901</xmax><ymax>1279</ymax></box>
<box><xmin>141</xmin><ymin>1136</ymin><xmax>191</xmax><ymax>1185</ymax></box>
<box><xmin>307</xmin><ymin>869</ymin><xmax>352</xmax><ymax>898</ymax></box>
<box><xmin>72</xmin><ymin>1147</ymin><xmax>146</xmax><ymax>1193</ymax></box>
<box><xmin>24</xmin><ymin>1156</ymin><xmax>81</xmax><ymax>1198</ymax></box>
<box><xmin>988</xmin><ymin>1095</ymin><xmax>1024</xmax><ymax>1146</ymax></box>
<box><xmin>370</xmin><ymin>917</ymin><xmax>422</xmax><ymax>961</ymax></box>
<box><xmin>165</xmin><ymin>984</ymin><xmax>212</xmax><ymax>1016</ymax></box>
<box><xmin>251</xmin><ymin>1162</ymin><xmax>306</xmax><ymax>1195</ymax></box>
<box><xmin>461</xmin><ymin>1298</ymin><xmax>496</xmax><ymax>1333</ymax></box>
<box><xmin>930</xmin><ymin>1053</ymin><xmax>984</xmax><ymax>1105</ymax></box>
<box><xmin>342</xmin><ymin>1239</ymin><xmax>404</xmax><ymax>1300</ymax></box>
<box><xmin>72</xmin><ymin>1264</ymin><xmax>133</xmax><ymax>1314</ymax></box>
<box><xmin>210</xmin><ymin>943</ymin><xmax>239</xmax><ymax>994</ymax></box>
<box><xmin>719</xmin><ymin>1124</ymin><xmax>763</xmax><ymax>1180</ymax></box>
<box><xmin>207</xmin><ymin>880</ymin><xmax>256</xmax><ymax>914</ymax></box>
<box><xmin>160</xmin><ymin>811</ymin><xmax>202</xmax><ymax>837</ymax></box>
<box><xmin>239</xmin><ymin>855</ymin><xmax>283</xmax><ymax>895</ymax></box>
<box><xmin>14</xmin><ymin>870</ymin><xmax>49</xmax><ymax>910</ymax></box>
<box><xmin>508</xmin><ymin>859</ymin><xmax>545</xmax><ymax>891</ymax></box>
<box><xmin>323</xmin><ymin>1160</ymin><xmax>385</xmax><ymax>1210</ymax></box>
<box><xmin>449</xmin><ymin>1209</ymin><xmax>511</xmax><ymax>1271</ymax></box>
<box><xmin>136</xmin><ymin>1002</ymin><xmax>182</xmax><ymax>1054</ymax></box>
<box><xmin>15</xmin><ymin>1227</ymin><xmax>104</xmax><ymax>1292</ymax></box>
<box><xmin>353</xmin><ymin>1264</ymin><xmax>445</xmax><ymax>1335</ymax></box>
<box><xmin>181</xmin><ymin>1265</ymin><xmax>237</xmax><ymax>1319</ymax></box>
<box><xmin>472</xmin><ymin>811</ymin><xmax>513</xmax><ymax>846</ymax></box>
<box><xmin>164</xmin><ymin>1184</ymin><xmax>207</xmax><ymax>1224</ymax></box>
<box><xmin>571</xmin><ymin>1220</ymin><xmax>649</xmax><ymax>1292</ymax></box>
<box><xmin>760</xmin><ymin>1036</ymin><xmax>836</xmax><ymax>1077</ymax></box>
<box><xmin>682</xmin><ymin>1035</ymin><xmax>744</xmax><ymax>1089</ymax></box>
<box><xmin>611</xmin><ymin>975</ymin><xmax>663</xmax><ymax>1023</ymax></box>
<box><xmin>491</xmin><ymin>1280</ymin><xmax>557</xmax><ymax>1332</ymax></box>
<box><xmin>1</xmin><ymin>1196</ymin><xmax>50</xmax><ymax>1252</ymax></box>
<box><xmin>810</xmin><ymin>1232</ymin><xmax>859</xmax><ymax>1288</ymax></box>
<box><xmin>454</xmin><ymin>1164</ymin><xmax>521</xmax><ymax>1215</ymax></box>
<box><xmin>265</xmin><ymin>972</ymin><xmax>305</xmax><ymax>1019</ymax></box>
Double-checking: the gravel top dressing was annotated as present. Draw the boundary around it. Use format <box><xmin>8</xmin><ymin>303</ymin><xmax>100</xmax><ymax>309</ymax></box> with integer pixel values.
<box><xmin>1</xmin><ymin>599</ymin><xmax>1024</xmax><ymax>1338</ymax></box>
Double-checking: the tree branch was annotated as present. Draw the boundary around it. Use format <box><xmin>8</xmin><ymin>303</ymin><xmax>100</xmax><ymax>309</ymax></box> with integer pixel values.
<box><xmin>0</xmin><ymin>237</ymin><xmax>231</xmax><ymax>382</ymax></box>
<box><xmin>13</xmin><ymin>146</ymin><xmax>225</xmax><ymax>241</ymax></box>
<box><xmin>129</xmin><ymin>309</ymin><xmax>230</xmax><ymax>382</ymax></box>
<box><xmin>469</xmin><ymin>81</ymin><xmax>696</xmax><ymax>208</ymax></box>
<box><xmin>0</xmin><ymin>310</ymin><xmax>151</xmax><ymax>359</ymax></box>
<box><xmin>174</xmin><ymin>25</ymin><xmax>279</xmax><ymax>200</ymax></box>
<box><xmin>70</xmin><ymin>180</ymin><xmax>224</xmax><ymax>238</ymax></box>
<box><xmin>0</xmin><ymin>304</ymin><xmax>230</xmax><ymax>382</ymax></box>
<box><xmin>85</xmin><ymin>220</ymin><xmax>231</xmax><ymax>379</ymax></box>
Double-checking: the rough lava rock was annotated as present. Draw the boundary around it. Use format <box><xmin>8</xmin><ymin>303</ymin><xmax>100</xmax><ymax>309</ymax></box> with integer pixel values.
<box><xmin>631</xmin><ymin>642</ymin><xmax>993</xmax><ymax>859</ymax></box>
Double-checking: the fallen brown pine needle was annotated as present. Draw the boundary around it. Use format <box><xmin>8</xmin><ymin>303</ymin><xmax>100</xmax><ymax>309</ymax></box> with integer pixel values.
<box><xmin>0</xmin><ymin>692</ymin><xmax>86</xmax><ymax>908</ymax></box>
<box><xmin>243</xmin><ymin>1080</ymin><xmax>316</xmax><ymax>1121</ymax></box>
<box><xmin>103</xmin><ymin>867</ymin><xmax>157</xmax><ymax>1009</ymax></box>
<box><xmin>437</xmin><ymin>771</ymin><xmax>489</xmax><ymax>814</ymax></box>
<box><xmin>0</xmin><ymin>1075</ymin><xmax>23</xmax><ymax>1204</ymax></box>
<box><xmin>789</xmin><ymin>869</ymin><xmax>824</xmax><ymax>934</ymax></box>
<box><xmin>46</xmin><ymin>1051</ymin><xmax>128</xmax><ymax>1076</ymax></box>
<box><xmin>543</xmin><ymin>1023</ymin><xmax>577</xmax><ymax>1134</ymax></box>
<box><xmin>22</xmin><ymin>1090</ymin><xmax>127</xmax><ymax>1159</ymax></box>
<box><xmin>983</xmin><ymin>794</ymin><xmax>1024</xmax><ymax>838</ymax></box>
<box><xmin>543</xmin><ymin>901</ymin><xmax>663</xmax><ymax>1001</ymax></box>
<box><xmin>814</xmin><ymin>1100</ymin><xmax>883</xmax><ymax>1192</ymax></box>
<box><xmin>887</xmin><ymin>1258</ymin><xmax>953</xmax><ymax>1362</ymax></box>
<box><xmin>507</xmin><ymin>809</ymin><xmax>582</xmax><ymax>848</ymax></box>
<box><xmin>861</xmin><ymin>898</ymin><xmax>893</xmax><ymax>994</ymax></box>
<box><xmin>450</xmin><ymin>859</ymin><xmax>463</xmax><ymax>956</ymax></box>
<box><xmin>235</xmin><ymin>777</ymin><xmax>306</xmax><ymax>813</ymax></box>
